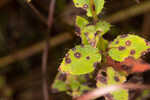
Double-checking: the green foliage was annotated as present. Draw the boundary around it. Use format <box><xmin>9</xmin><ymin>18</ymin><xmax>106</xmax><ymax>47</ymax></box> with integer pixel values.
<box><xmin>76</xmin><ymin>16</ymin><xmax>89</xmax><ymax>29</ymax></box>
<box><xmin>52</xmin><ymin>72</ymin><xmax>92</xmax><ymax>97</ymax></box>
<box><xmin>96</xmin><ymin>67</ymin><xmax>128</xmax><ymax>100</ymax></box>
<box><xmin>75</xmin><ymin>16</ymin><xmax>111</xmax><ymax>47</ymax></box>
<box><xmin>108</xmin><ymin>34</ymin><xmax>150</xmax><ymax>62</ymax></box>
<box><xmin>52</xmin><ymin>0</ymin><xmax>150</xmax><ymax>99</ymax></box>
<box><xmin>59</xmin><ymin>45</ymin><xmax>101</xmax><ymax>75</ymax></box>
<box><xmin>73</xmin><ymin>0</ymin><xmax>105</xmax><ymax>17</ymax></box>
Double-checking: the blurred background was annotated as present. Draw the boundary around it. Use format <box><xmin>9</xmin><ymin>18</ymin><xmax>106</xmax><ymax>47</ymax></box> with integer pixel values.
<box><xmin>0</xmin><ymin>0</ymin><xmax>150</xmax><ymax>100</ymax></box>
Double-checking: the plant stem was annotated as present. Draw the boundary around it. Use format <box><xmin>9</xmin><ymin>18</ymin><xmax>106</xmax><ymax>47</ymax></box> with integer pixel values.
<box><xmin>89</xmin><ymin>0</ymin><xmax>98</xmax><ymax>23</ymax></box>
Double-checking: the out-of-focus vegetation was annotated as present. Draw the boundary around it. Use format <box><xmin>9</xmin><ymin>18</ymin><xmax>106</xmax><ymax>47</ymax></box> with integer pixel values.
<box><xmin>0</xmin><ymin>0</ymin><xmax>150</xmax><ymax>100</ymax></box>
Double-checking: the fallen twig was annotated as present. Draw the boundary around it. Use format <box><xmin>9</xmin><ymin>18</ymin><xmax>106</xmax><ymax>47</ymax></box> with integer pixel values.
<box><xmin>77</xmin><ymin>83</ymin><xmax>150</xmax><ymax>100</ymax></box>
<box><xmin>0</xmin><ymin>33</ymin><xmax>72</xmax><ymax>68</ymax></box>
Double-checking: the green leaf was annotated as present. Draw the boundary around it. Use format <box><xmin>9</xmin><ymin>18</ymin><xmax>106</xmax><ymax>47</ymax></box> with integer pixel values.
<box><xmin>96</xmin><ymin>21</ymin><xmax>111</xmax><ymax>36</ymax></box>
<box><xmin>82</xmin><ymin>25</ymin><xmax>99</xmax><ymax>47</ymax></box>
<box><xmin>73</xmin><ymin>0</ymin><xmax>105</xmax><ymax>17</ymax></box>
<box><xmin>108</xmin><ymin>34</ymin><xmax>150</xmax><ymax>62</ymax></box>
<box><xmin>96</xmin><ymin>67</ymin><xmax>128</xmax><ymax>100</ymax></box>
<box><xmin>52</xmin><ymin>72</ymin><xmax>92</xmax><ymax>97</ymax></box>
<box><xmin>76</xmin><ymin>16</ymin><xmax>89</xmax><ymax>29</ymax></box>
<box><xmin>66</xmin><ymin>74</ymin><xmax>92</xmax><ymax>97</ymax></box>
<box><xmin>59</xmin><ymin>45</ymin><xmax>101</xmax><ymax>75</ymax></box>
<box><xmin>79</xmin><ymin>20</ymin><xmax>110</xmax><ymax>47</ymax></box>
<box><xmin>51</xmin><ymin>73</ymin><xmax>68</xmax><ymax>92</ymax></box>
<box><xmin>52</xmin><ymin>80</ymin><xmax>67</xmax><ymax>92</ymax></box>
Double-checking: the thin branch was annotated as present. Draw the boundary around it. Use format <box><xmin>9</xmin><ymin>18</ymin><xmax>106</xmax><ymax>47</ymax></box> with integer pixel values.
<box><xmin>41</xmin><ymin>0</ymin><xmax>56</xmax><ymax>100</ymax></box>
<box><xmin>48</xmin><ymin>0</ymin><xmax>55</xmax><ymax>29</ymax></box>
<box><xmin>76</xmin><ymin>83</ymin><xmax>150</xmax><ymax>100</ymax></box>
<box><xmin>0</xmin><ymin>33</ymin><xmax>72</xmax><ymax>68</ymax></box>
<box><xmin>42</xmin><ymin>41</ymin><xmax>49</xmax><ymax>100</ymax></box>
<box><xmin>26</xmin><ymin>1</ymin><xmax>48</xmax><ymax>26</ymax></box>
<box><xmin>105</xmin><ymin>0</ymin><xmax>150</xmax><ymax>23</ymax></box>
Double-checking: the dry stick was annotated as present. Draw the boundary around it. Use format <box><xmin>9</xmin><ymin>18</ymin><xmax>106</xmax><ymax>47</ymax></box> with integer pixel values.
<box><xmin>0</xmin><ymin>33</ymin><xmax>72</xmax><ymax>67</ymax></box>
<box><xmin>41</xmin><ymin>0</ymin><xmax>56</xmax><ymax>100</ymax></box>
<box><xmin>27</xmin><ymin>1</ymin><xmax>48</xmax><ymax>26</ymax></box>
<box><xmin>42</xmin><ymin>41</ymin><xmax>49</xmax><ymax>100</ymax></box>
<box><xmin>77</xmin><ymin>83</ymin><xmax>150</xmax><ymax>100</ymax></box>
<box><xmin>104</xmin><ymin>0</ymin><xmax>150</xmax><ymax>23</ymax></box>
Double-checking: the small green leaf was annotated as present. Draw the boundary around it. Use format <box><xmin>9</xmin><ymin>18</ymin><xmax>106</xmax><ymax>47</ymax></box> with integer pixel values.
<box><xmin>59</xmin><ymin>45</ymin><xmax>101</xmax><ymax>75</ymax></box>
<box><xmin>52</xmin><ymin>80</ymin><xmax>67</xmax><ymax>92</ymax></box>
<box><xmin>108</xmin><ymin>34</ymin><xmax>150</xmax><ymax>62</ymax></box>
<box><xmin>96</xmin><ymin>67</ymin><xmax>128</xmax><ymax>100</ymax></box>
<box><xmin>82</xmin><ymin>25</ymin><xmax>99</xmax><ymax>47</ymax></box>
<box><xmin>76</xmin><ymin>16</ymin><xmax>89</xmax><ymax>29</ymax></box>
<box><xmin>96</xmin><ymin>21</ymin><xmax>111</xmax><ymax>36</ymax></box>
<box><xmin>73</xmin><ymin>0</ymin><xmax>105</xmax><ymax>17</ymax></box>
<box><xmin>79</xmin><ymin>21</ymin><xmax>110</xmax><ymax>47</ymax></box>
<box><xmin>51</xmin><ymin>73</ymin><xmax>67</xmax><ymax>92</ymax></box>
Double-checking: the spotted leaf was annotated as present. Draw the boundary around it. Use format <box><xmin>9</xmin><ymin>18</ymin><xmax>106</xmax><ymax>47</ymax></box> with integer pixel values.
<box><xmin>52</xmin><ymin>72</ymin><xmax>92</xmax><ymax>97</ymax></box>
<box><xmin>59</xmin><ymin>45</ymin><xmax>101</xmax><ymax>75</ymax></box>
<box><xmin>51</xmin><ymin>73</ymin><xmax>68</xmax><ymax>92</ymax></box>
<box><xmin>80</xmin><ymin>21</ymin><xmax>110</xmax><ymax>47</ymax></box>
<box><xmin>73</xmin><ymin>0</ymin><xmax>105</xmax><ymax>17</ymax></box>
<box><xmin>96</xmin><ymin>67</ymin><xmax>128</xmax><ymax>100</ymax></box>
<box><xmin>108</xmin><ymin>34</ymin><xmax>150</xmax><ymax>62</ymax></box>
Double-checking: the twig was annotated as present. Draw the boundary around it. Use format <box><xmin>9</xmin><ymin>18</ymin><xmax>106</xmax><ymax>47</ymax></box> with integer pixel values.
<box><xmin>77</xmin><ymin>83</ymin><xmax>150</xmax><ymax>100</ymax></box>
<box><xmin>0</xmin><ymin>33</ymin><xmax>72</xmax><ymax>68</ymax></box>
<box><xmin>41</xmin><ymin>0</ymin><xmax>56</xmax><ymax>100</ymax></box>
<box><xmin>26</xmin><ymin>1</ymin><xmax>48</xmax><ymax>26</ymax></box>
<box><xmin>42</xmin><ymin>41</ymin><xmax>49</xmax><ymax>100</ymax></box>
<box><xmin>104</xmin><ymin>0</ymin><xmax>150</xmax><ymax>23</ymax></box>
